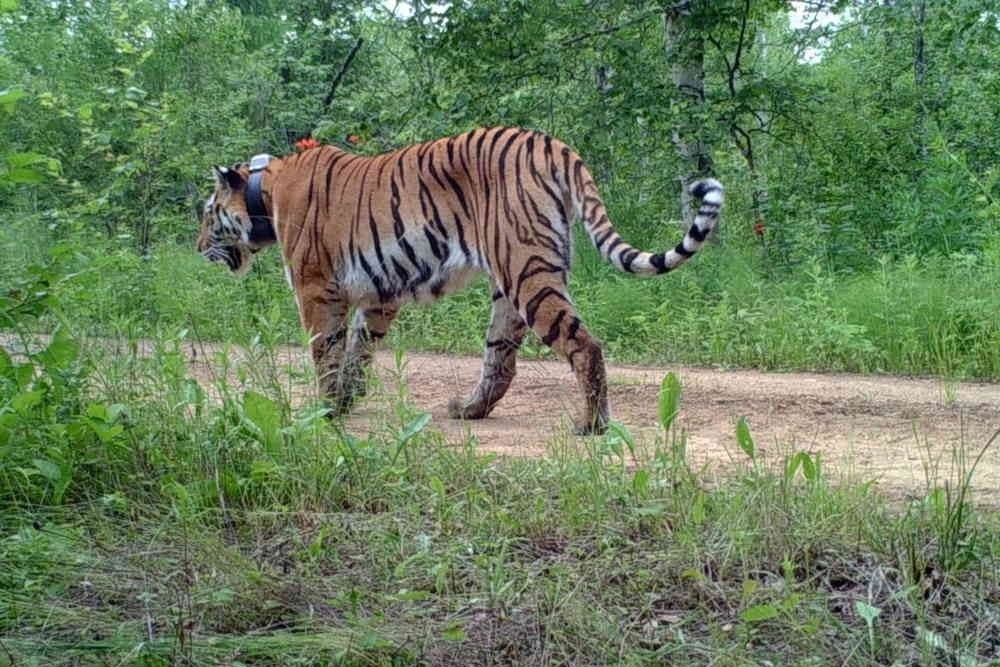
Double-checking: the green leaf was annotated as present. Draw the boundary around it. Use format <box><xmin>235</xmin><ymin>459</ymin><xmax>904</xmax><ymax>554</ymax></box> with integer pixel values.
<box><xmin>632</xmin><ymin>469</ymin><xmax>650</xmax><ymax>495</ymax></box>
<box><xmin>854</xmin><ymin>601</ymin><xmax>881</xmax><ymax>624</ymax></box>
<box><xmin>36</xmin><ymin>329</ymin><xmax>78</xmax><ymax>373</ymax></box>
<box><xmin>658</xmin><ymin>372</ymin><xmax>681</xmax><ymax>431</ymax></box>
<box><xmin>242</xmin><ymin>391</ymin><xmax>283</xmax><ymax>453</ymax></box>
<box><xmin>398</xmin><ymin>412</ymin><xmax>431</xmax><ymax>444</ymax></box>
<box><xmin>741</xmin><ymin>604</ymin><xmax>779</xmax><ymax>623</ymax></box>
<box><xmin>0</xmin><ymin>346</ymin><xmax>13</xmax><ymax>381</ymax></box>
<box><xmin>800</xmin><ymin>452</ymin><xmax>819</xmax><ymax>481</ymax></box>
<box><xmin>735</xmin><ymin>416</ymin><xmax>756</xmax><ymax>461</ymax></box>
<box><xmin>6</xmin><ymin>152</ymin><xmax>51</xmax><ymax>168</ymax></box>
<box><xmin>391</xmin><ymin>412</ymin><xmax>431</xmax><ymax>464</ymax></box>
<box><xmin>0</xmin><ymin>87</ymin><xmax>24</xmax><ymax>112</ymax></box>
<box><xmin>32</xmin><ymin>458</ymin><xmax>62</xmax><ymax>482</ymax></box>
<box><xmin>784</xmin><ymin>452</ymin><xmax>802</xmax><ymax>482</ymax></box>
<box><xmin>441</xmin><ymin>621</ymin><xmax>466</xmax><ymax>642</ymax></box>
<box><xmin>209</xmin><ymin>588</ymin><xmax>236</xmax><ymax>605</ymax></box>
<box><xmin>3</xmin><ymin>166</ymin><xmax>45</xmax><ymax>184</ymax></box>
<box><xmin>12</xmin><ymin>389</ymin><xmax>45</xmax><ymax>415</ymax></box>
<box><xmin>606</xmin><ymin>420</ymin><xmax>636</xmax><ymax>456</ymax></box>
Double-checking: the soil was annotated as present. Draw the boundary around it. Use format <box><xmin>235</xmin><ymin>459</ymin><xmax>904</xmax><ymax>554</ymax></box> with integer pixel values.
<box><xmin>355</xmin><ymin>351</ymin><xmax>1000</xmax><ymax>503</ymax></box>
<box><xmin>5</xmin><ymin>333</ymin><xmax>1000</xmax><ymax>505</ymax></box>
<box><xmin>181</xmin><ymin>343</ymin><xmax>1000</xmax><ymax>506</ymax></box>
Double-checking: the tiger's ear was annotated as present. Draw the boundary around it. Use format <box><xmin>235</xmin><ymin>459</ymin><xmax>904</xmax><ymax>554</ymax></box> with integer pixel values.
<box><xmin>212</xmin><ymin>165</ymin><xmax>246</xmax><ymax>192</ymax></box>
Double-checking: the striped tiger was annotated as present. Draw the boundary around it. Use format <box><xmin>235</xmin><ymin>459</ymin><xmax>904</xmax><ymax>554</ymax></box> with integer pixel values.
<box><xmin>197</xmin><ymin>127</ymin><xmax>723</xmax><ymax>434</ymax></box>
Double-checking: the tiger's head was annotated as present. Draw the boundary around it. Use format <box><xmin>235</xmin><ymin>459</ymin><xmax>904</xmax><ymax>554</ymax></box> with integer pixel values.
<box><xmin>197</xmin><ymin>164</ymin><xmax>259</xmax><ymax>275</ymax></box>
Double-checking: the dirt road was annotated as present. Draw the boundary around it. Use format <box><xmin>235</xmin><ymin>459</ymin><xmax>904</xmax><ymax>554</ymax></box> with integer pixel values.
<box><xmin>6</xmin><ymin>332</ymin><xmax>999</xmax><ymax>504</ymax></box>
<box><xmin>337</xmin><ymin>351</ymin><xmax>998</xmax><ymax>504</ymax></box>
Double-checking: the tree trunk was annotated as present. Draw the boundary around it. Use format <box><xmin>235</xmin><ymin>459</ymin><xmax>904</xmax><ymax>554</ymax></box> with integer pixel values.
<box><xmin>663</xmin><ymin>1</ymin><xmax>715</xmax><ymax>228</ymax></box>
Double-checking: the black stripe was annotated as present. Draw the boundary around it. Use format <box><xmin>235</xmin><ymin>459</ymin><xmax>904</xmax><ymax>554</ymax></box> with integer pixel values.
<box><xmin>650</xmin><ymin>253</ymin><xmax>668</xmax><ymax>273</ymax></box>
<box><xmin>515</xmin><ymin>256</ymin><xmax>562</xmax><ymax>292</ymax></box>
<box><xmin>391</xmin><ymin>257</ymin><xmax>410</xmax><ymax>283</ymax></box>
<box><xmin>620</xmin><ymin>248</ymin><xmax>639</xmax><ymax>272</ymax></box>
<box><xmin>567</xmin><ymin>317</ymin><xmax>581</xmax><ymax>341</ymax></box>
<box><xmin>424</xmin><ymin>227</ymin><xmax>445</xmax><ymax>260</ymax></box>
<box><xmin>542</xmin><ymin>310</ymin><xmax>566</xmax><ymax>346</ymax></box>
<box><xmin>523</xmin><ymin>287</ymin><xmax>567</xmax><ymax>327</ymax></box>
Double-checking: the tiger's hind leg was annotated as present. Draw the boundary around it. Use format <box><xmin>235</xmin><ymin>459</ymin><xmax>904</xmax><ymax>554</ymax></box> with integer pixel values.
<box><xmin>518</xmin><ymin>278</ymin><xmax>609</xmax><ymax>435</ymax></box>
<box><xmin>339</xmin><ymin>305</ymin><xmax>399</xmax><ymax>409</ymax></box>
<box><xmin>448</xmin><ymin>288</ymin><xmax>528</xmax><ymax>420</ymax></box>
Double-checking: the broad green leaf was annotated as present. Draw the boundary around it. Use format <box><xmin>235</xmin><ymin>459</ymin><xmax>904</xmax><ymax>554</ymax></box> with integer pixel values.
<box><xmin>250</xmin><ymin>459</ymin><xmax>280</xmax><ymax>482</ymax></box>
<box><xmin>392</xmin><ymin>412</ymin><xmax>431</xmax><ymax>465</ymax></box>
<box><xmin>3</xmin><ymin>167</ymin><xmax>45</xmax><ymax>184</ymax></box>
<box><xmin>741</xmin><ymin>604</ymin><xmax>779</xmax><ymax>623</ymax></box>
<box><xmin>36</xmin><ymin>329</ymin><xmax>78</xmax><ymax>372</ymax></box>
<box><xmin>854</xmin><ymin>601</ymin><xmax>881</xmax><ymax>624</ymax></box>
<box><xmin>398</xmin><ymin>412</ymin><xmax>431</xmax><ymax>443</ymax></box>
<box><xmin>32</xmin><ymin>458</ymin><xmax>62</xmax><ymax>482</ymax></box>
<box><xmin>242</xmin><ymin>391</ymin><xmax>283</xmax><ymax>453</ymax></box>
<box><xmin>12</xmin><ymin>388</ymin><xmax>45</xmax><ymax>415</ymax></box>
<box><xmin>6</xmin><ymin>152</ymin><xmax>51</xmax><ymax>167</ymax></box>
<box><xmin>658</xmin><ymin>372</ymin><xmax>681</xmax><ymax>431</ymax></box>
<box><xmin>632</xmin><ymin>469</ymin><xmax>650</xmax><ymax>495</ymax></box>
<box><xmin>607</xmin><ymin>420</ymin><xmax>636</xmax><ymax>456</ymax></box>
<box><xmin>800</xmin><ymin>452</ymin><xmax>819</xmax><ymax>481</ymax></box>
<box><xmin>736</xmin><ymin>416</ymin><xmax>756</xmax><ymax>461</ymax></box>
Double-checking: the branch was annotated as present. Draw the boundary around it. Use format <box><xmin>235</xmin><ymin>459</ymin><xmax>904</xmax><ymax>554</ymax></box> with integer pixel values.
<box><xmin>729</xmin><ymin>0</ymin><xmax>752</xmax><ymax>98</ymax></box>
<box><xmin>322</xmin><ymin>37</ymin><xmax>364</xmax><ymax>114</ymax></box>
<box><xmin>559</xmin><ymin>9</ymin><xmax>660</xmax><ymax>48</ymax></box>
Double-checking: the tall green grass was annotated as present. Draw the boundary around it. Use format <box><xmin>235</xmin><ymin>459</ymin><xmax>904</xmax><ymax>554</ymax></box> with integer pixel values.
<box><xmin>3</xmin><ymin>214</ymin><xmax>999</xmax><ymax>378</ymax></box>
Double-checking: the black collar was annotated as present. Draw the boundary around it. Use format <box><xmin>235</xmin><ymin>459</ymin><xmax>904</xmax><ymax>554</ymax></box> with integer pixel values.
<box><xmin>246</xmin><ymin>154</ymin><xmax>276</xmax><ymax>245</ymax></box>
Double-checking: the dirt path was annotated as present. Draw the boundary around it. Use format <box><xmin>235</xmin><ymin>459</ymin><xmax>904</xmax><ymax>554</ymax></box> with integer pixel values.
<box><xmin>341</xmin><ymin>351</ymin><xmax>999</xmax><ymax>505</ymax></box>
<box><xmin>5</xmin><ymin>333</ymin><xmax>999</xmax><ymax>504</ymax></box>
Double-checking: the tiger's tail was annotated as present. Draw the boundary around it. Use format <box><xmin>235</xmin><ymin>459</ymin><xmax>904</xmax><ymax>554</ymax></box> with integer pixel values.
<box><xmin>574</xmin><ymin>166</ymin><xmax>724</xmax><ymax>276</ymax></box>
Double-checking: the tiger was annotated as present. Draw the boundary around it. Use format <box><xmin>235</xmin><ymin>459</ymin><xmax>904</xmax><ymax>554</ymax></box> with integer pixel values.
<box><xmin>197</xmin><ymin>127</ymin><xmax>723</xmax><ymax>435</ymax></box>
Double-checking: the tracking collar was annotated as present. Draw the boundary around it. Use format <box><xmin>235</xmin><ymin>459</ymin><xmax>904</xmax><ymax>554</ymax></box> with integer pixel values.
<box><xmin>246</xmin><ymin>153</ymin><xmax>276</xmax><ymax>245</ymax></box>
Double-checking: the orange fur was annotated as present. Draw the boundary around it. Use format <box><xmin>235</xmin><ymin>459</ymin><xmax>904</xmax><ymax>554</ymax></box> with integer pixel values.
<box><xmin>198</xmin><ymin>127</ymin><xmax>723</xmax><ymax>433</ymax></box>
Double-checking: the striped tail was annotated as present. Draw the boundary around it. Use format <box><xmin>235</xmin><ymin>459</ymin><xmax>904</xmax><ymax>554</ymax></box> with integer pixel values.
<box><xmin>578</xmin><ymin>174</ymin><xmax>724</xmax><ymax>276</ymax></box>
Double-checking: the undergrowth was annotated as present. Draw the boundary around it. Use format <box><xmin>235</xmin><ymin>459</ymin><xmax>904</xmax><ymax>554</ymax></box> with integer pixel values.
<box><xmin>6</xmin><ymin>229</ymin><xmax>996</xmax><ymax>379</ymax></box>
<box><xmin>2</xmin><ymin>275</ymin><xmax>999</xmax><ymax>666</ymax></box>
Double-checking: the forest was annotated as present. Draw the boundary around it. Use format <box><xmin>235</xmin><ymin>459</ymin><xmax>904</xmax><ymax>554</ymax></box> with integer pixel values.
<box><xmin>2</xmin><ymin>1</ymin><xmax>1000</xmax><ymax>665</ymax></box>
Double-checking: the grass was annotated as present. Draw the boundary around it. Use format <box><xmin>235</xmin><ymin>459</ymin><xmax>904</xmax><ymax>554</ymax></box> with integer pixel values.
<box><xmin>2</xmin><ymin>214</ymin><xmax>999</xmax><ymax>664</ymax></box>
<box><xmin>4</xmin><ymin>218</ymin><xmax>996</xmax><ymax>380</ymax></box>
<box><xmin>2</xmin><ymin>315</ymin><xmax>999</xmax><ymax>665</ymax></box>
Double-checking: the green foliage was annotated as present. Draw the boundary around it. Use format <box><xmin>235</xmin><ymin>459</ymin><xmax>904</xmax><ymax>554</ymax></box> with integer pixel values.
<box><xmin>2</xmin><ymin>4</ymin><xmax>999</xmax><ymax>664</ymax></box>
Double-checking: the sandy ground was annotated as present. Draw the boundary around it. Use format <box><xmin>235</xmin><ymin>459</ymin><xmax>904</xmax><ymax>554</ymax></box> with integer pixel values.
<box><xmin>342</xmin><ymin>351</ymin><xmax>1000</xmax><ymax>504</ymax></box>
<box><xmin>5</xmin><ymin>333</ymin><xmax>999</xmax><ymax>505</ymax></box>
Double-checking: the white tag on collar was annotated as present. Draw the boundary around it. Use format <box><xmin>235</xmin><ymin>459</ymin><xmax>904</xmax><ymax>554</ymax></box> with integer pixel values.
<box><xmin>249</xmin><ymin>154</ymin><xmax>273</xmax><ymax>172</ymax></box>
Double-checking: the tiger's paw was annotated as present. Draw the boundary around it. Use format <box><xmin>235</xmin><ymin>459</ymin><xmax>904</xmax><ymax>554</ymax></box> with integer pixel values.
<box><xmin>572</xmin><ymin>416</ymin><xmax>609</xmax><ymax>436</ymax></box>
<box><xmin>447</xmin><ymin>397</ymin><xmax>490</xmax><ymax>420</ymax></box>
<box><xmin>321</xmin><ymin>393</ymin><xmax>357</xmax><ymax>420</ymax></box>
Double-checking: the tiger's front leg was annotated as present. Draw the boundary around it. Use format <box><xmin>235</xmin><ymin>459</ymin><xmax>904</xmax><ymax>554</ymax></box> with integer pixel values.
<box><xmin>297</xmin><ymin>284</ymin><xmax>352</xmax><ymax>416</ymax></box>
<box><xmin>339</xmin><ymin>305</ymin><xmax>399</xmax><ymax>409</ymax></box>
